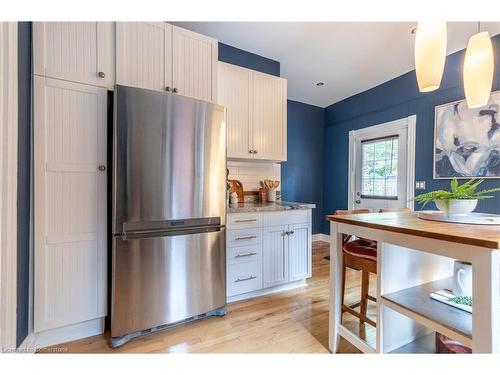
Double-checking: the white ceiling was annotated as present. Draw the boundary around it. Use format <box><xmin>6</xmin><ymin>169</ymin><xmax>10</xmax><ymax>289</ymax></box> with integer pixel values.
<box><xmin>174</xmin><ymin>22</ymin><xmax>500</xmax><ymax>107</ymax></box>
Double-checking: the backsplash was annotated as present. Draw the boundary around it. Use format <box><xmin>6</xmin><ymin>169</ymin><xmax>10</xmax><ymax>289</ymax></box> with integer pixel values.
<box><xmin>227</xmin><ymin>160</ymin><xmax>281</xmax><ymax>193</ymax></box>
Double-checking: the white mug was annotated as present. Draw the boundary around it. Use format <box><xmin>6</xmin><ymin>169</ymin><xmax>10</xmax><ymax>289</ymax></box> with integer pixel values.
<box><xmin>452</xmin><ymin>260</ymin><xmax>472</xmax><ymax>297</ymax></box>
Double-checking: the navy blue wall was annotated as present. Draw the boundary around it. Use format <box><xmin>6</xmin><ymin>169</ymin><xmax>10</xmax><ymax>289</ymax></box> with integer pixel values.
<box><xmin>281</xmin><ymin>101</ymin><xmax>325</xmax><ymax>233</ymax></box>
<box><xmin>219</xmin><ymin>42</ymin><xmax>280</xmax><ymax>76</ymax></box>
<box><xmin>218</xmin><ymin>43</ymin><xmax>326</xmax><ymax>234</ymax></box>
<box><xmin>17</xmin><ymin>21</ymin><xmax>31</xmax><ymax>347</ymax></box>
<box><xmin>322</xmin><ymin>34</ymin><xmax>500</xmax><ymax>234</ymax></box>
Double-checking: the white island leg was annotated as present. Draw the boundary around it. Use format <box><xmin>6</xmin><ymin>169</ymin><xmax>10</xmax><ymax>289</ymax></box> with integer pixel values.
<box><xmin>472</xmin><ymin>250</ymin><xmax>500</xmax><ymax>353</ymax></box>
<box><xmin>329</xmin><ymin>221</ymin><xmax>343</xmax><ymax>353</ymax></box>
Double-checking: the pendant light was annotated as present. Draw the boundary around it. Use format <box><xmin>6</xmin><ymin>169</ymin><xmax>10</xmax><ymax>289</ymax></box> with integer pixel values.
<box><xmin>414</xmin><ymin>22</ymin><xmax>447</xmax><ymax>92</ymax></box>
<box><xmin>463</xmin><ymin>22</ymin><xmax>494</xmax><ymax>109</ymax></box>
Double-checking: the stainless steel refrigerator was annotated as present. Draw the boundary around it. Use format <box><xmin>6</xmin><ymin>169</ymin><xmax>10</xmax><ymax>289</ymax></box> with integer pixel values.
<box><xmin>111</xmin><ymin>85</ymin><xmax>227</xmax><ymax>347</ymax></box>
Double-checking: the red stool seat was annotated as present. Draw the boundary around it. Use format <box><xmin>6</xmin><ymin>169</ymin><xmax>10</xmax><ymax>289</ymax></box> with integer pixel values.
<box><xmin>343</xmin><ymin>238</ymin><xmax>377</xmax><ymax>261</ymax></box>
<box><xmin>435</xmin><ymin>333</ymin><xmax>471</xmax><ymax>354</ymax></box>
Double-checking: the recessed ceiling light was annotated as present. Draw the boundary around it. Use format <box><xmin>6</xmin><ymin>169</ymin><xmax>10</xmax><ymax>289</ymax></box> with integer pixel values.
<box><xmin>316</xmin><ymin>82</ymin><xmax>324</xmax><ymax>86</ymax></box>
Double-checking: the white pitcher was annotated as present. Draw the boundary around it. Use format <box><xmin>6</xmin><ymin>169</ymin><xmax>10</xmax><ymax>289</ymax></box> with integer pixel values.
<box><xmin>452</xmin><ymin>260</ymin><xmax>472</xmax><ymax>297</ymax></box>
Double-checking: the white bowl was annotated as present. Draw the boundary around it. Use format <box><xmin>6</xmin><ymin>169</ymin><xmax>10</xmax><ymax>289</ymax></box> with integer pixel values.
<box><xmin>435</xmin><ymin>199</ymin><xmax>478</xmax><ymax>215</ymax></box>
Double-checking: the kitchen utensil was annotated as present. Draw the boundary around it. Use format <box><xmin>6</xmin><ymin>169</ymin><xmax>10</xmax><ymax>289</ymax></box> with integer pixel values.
<box><xmin>228</xmin><ymin>179</ymin><xmax>244</xmax><ymax>202</ymax></box>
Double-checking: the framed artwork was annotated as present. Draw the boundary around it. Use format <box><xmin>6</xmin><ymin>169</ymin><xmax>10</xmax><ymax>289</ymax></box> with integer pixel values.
<box><xmin>434</xmin><ymin>91</ymin><xmax>500</xmax><ymax>179</ymax></box>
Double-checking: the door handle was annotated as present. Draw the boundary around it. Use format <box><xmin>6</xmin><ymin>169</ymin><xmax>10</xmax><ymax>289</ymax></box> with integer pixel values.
<box><xmin>235</xmin><ymin>235</ymin><xmax>257</xmax><ymax>240</ymax></box>
<box><xmin>98</xmin><ymin>165</ymin><xmax>106</xmax><ymax>171</ymax></box>
<box><xmin>235</xmin><ymin>252</ymin><xmax>257</xmax><ymax>258</ymax></box>
<box><xmin>235</xmin><ymin>276</ymin><xmax>257</xmax><ymax>283</ymax></box>
<box><xmin>355</xmin><ymin>199</ymin><xmax>361</xmax><ymax>204</ymax></box>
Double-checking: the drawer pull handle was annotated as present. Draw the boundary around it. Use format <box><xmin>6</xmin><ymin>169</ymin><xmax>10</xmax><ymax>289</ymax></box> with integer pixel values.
<box><xmin>235</xmin><ymin>219</ymin><xmax>257</xmax><ymax>223</ymax></box>
<box><xmin>235</xmin><ymin>252</ymin><xmax>257</xmax><ymax>258</ymax></box>
<box><xmin>235</xmin><ymin>276</ymin><xmax>257</xmax><ymax>283</ymax></box>
<box><xmin>235</xmin><ymin>236</ymin><xmax>257</xmax><ymax>240</ymax></box>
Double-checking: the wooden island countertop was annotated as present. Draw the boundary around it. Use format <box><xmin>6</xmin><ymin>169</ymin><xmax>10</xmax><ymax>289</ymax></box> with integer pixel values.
<box><xmin>326</xmin><ymin>211</ymin><xmax>500</xmax><ymax>249</ymax></box>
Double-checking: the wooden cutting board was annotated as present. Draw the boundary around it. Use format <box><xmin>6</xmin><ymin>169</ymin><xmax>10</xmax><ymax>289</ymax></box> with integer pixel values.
<box><xmin>228</xmin><ymin>179</ymin><xmax>244</xmax><ymax>203</ymax></box>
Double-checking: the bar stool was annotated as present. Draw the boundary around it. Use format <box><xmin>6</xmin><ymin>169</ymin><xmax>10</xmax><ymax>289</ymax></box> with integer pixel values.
<box><xmin>334</xmin><ymin>209</ymin><xmax>377</xmax><ymax>327</ymax></box>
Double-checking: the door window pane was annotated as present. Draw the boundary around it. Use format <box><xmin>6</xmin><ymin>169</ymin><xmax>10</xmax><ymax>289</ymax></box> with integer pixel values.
<box><xmin>361</xmin><ymin>136</ymin><xmax>399</xmax><ymax>198</ymax></box>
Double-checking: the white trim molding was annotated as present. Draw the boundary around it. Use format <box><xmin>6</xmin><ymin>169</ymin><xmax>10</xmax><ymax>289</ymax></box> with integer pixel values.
<box><xmin>312</xmin><ymin>233</ymin><xmax>330</xmax><ymax>242</ymax></box>
<box><xmin>0</xmin><ymin>22</ymin><xmax>18</xmax><ymax>352</ymax></box>
<box><xmin>348</xmin><ymin>114</ymin><xmax>416</xmax><ymax>211</ymax></box>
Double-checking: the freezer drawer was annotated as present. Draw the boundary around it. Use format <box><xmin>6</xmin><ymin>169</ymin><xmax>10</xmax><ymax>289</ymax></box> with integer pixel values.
<box><xmin>111</xmin><ymin>228</ymin><xmax>226</xmax><ymax>338</ymax></box>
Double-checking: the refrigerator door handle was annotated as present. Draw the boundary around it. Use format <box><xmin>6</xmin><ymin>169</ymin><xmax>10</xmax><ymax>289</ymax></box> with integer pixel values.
<box><xmin>120</xmin><ymin>225</ymin><xmax>225</xmax><ymax>240</ymax></box>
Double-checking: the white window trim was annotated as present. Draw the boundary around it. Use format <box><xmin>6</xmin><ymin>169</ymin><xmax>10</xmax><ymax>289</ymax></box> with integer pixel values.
<box><xmin>0</xmin><ymin>22</ymin><xmax>18</xmax><ymax>351</ymax></box>
<box><xmin>348</xmin><ymin>115</ymin><xmax>416</xmax><ymax>210</ymax></box>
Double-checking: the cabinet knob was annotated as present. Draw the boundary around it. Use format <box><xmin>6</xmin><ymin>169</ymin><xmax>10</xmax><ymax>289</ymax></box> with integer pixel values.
<box><xmin>165</xmin><ymin>86</ymin><xmax>171</xmax><ymax>92</ymax></box>
<box><xmin>289</xmin><ymin>230</ymin><xmax>295</xmax><ymax>235</ymax></box>
<box><xmin>284</xmin><ymin>231</ymin><xmax>289</xmax><ymax>236</ymax></box>
<box><xmin>172</xmin><ymin>88</ymin><xmax>178</xmax><ymax>93</ymax></box>
<box><xmin>98</xmin><ymin>72</ymin><xmax>105</xmax><ymax>78</ymax></box>
<box><xmin>253</xmin><ymin>150</ymin><xmax>258</xmax><ymax>154</ymax></box>
<box><xmin>249</xmin><ymin>150</ymin><xmax>254</xmax><ymax>154</ymax></box>
<box><xmin>98</xmin><ymin>165</ymin><xmax>106</xmax><ymax>171</ymax></box>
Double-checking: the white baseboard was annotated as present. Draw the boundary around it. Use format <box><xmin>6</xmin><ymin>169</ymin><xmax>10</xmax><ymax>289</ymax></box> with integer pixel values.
<box><xmin>227</xmin><ymin>279</ymin><xmax>307</xmax><ymax>303</ymax></box>
<box><xmin>31</xmin><ymin>318</ymin><xmax>104</xmax><ymax>349</ymax></box>
<box><xmin>312</xmin><ymin>233</ymin><xmax>330</xmax><ymax>242</ymax></box>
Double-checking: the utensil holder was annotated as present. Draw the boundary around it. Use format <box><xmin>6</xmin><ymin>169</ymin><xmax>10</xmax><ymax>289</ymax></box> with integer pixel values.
<box><xmin>267</xmin><ymin>188</ymin><xmax>276</xmax><ymax>202</ymax></box>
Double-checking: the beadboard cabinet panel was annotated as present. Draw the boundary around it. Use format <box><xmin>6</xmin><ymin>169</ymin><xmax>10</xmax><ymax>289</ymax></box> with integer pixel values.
<box><xmin>33</xmin><ymin>22</ymin><xmax>115</xmax><ymax>89</ymax></box>
<box><xmin>172</xmin><ymin>26</ymin><xmax>217</xmax><ymax>102</ymax></box>
<box><xmin>34</xmin><ymin>77</ymin><xmax>107</xmax><ymax>332</ymax></box>
<box><xmin>217</xmin><ymin>62</ymin><xmax>252</xmax><ymax>159</ymax></box>
<box><xmin>263</xmin><ymin>225</ymin><xmax>288</xmax><ymax>288</ymax></box>
<box><xmin>116</xmin><ymin>22</ymin><xmax>172</xmax><ymax>91</ymax></box>
<box><xmin>218</xmin><ymin>63</ymin><xmax>287</xmax><ymax>161</ymax></box>
<box><xmin>251</xmin><ymin>71</ymin><xmax>287</xmax><ymax>161</ymax></box>
<box><xmin>288</xmin><ymin>223</ymin><xmax>312</xmax><ymax>282</ymax></box>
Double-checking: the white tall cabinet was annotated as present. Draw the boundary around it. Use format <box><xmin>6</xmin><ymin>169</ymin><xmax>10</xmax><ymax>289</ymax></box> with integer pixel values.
<box><xmin>116</xmin><ymin>22</ymin><xmax>218</xmax><ymax>102</ymax></box>
<box><xmin>218</xmin><ymin>62</ymin><xmax>287</xmax><ymax>161</ymax></box>
<box><xmin>33</xmin><ymin>22</ymin><xmax>115</xmax><ymax>89</ymax></box>
<box><xmin>33</xmin><ymin>77</ymin><xmax>108</xmax><ymax>333</ymax></box>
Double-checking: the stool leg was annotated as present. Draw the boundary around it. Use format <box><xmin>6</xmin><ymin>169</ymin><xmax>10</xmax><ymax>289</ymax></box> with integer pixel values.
<box><xmin>360</xmin><ymin>270</ymin><xmax>369</xmax><ymax>323</ymax></box>
<box><xmin>341</xmin><ymin>257</ymin><xmax>346</xmax><ymax>322</ymax></box>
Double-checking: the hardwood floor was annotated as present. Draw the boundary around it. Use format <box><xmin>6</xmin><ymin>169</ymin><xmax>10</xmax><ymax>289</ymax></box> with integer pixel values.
<box><xmin>47</xmin><ymin>241</ymin><xmax>377</xmax><ymax>354</ymax></box>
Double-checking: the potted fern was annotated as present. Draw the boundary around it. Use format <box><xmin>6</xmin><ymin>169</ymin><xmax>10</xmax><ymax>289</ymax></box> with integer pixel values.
<box><xmin>414</xmin><ymin>178</ymin><xmax>500</xmax><ymax>215</ymax></box>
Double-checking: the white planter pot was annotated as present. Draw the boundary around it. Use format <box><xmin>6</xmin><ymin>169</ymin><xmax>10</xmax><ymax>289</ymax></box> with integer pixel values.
<box><xmin>435</xmin><ymin>199</ymin><xmax>478</xmax><ymax>215</ymax></box>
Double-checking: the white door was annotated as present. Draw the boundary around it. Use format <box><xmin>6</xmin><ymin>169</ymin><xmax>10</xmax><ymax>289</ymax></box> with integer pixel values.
<box><xmin>351</xmin><ymin>116</ymin><xmax>415</xmax><ymax>212</ymax></box>
<box><xmin>263</xmin><ymin>225</ymin><xmax>288</xmax><ymax>288</ymax></box>
<box><xmin>172</xmin><ymin>25</ymin><xmax>217</xmax><ymax>102</ymax></box>
<box><xmin>251</xmin><ymin>71</ymin><xmax>287</xmax><ymax>161</ymax></box>
<box><xmin>115</xmin><ymin>22</ymin><xmax>172</xmax><ymax>92</ymax></box>
<box><xmin>33</xmin><ymin>22</ymin><xmax>115</xmax><ymax>89</ymax></box>
<box><xmin>288</xmin><ymin>223</ymin><xmax>312</xmax><ymax>281</ymax></box>
<box><xmin>34</xmin><ymin>77</ymin><xmax>107</xmax><ymax>332</ymax></box>
<box><xmin>217</xmin><ymin>62</ymin><xmax>252</xmax><ymax>159</ymax></box>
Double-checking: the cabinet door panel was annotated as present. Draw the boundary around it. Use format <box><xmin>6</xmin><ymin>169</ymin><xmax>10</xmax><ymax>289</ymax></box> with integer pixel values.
<box><xmin>172</xmin><ymin>26</ymin><xmax>217</xmax><ymax>102</ymax></box>
<box><xmin>288</xmin><ymin>223</ymin><xmax>312</xmax><ymax>281</ymax></box>
<box><xmin>218</xmin><ymin>62</ymin><xmax>251</xmax><ymax>158</ymax></box>
<box><xmin>33</xmin><ymin>22</ymin><xmax>114</xmax><ymax>89</ymax></box>
<box><xmin>116</xmin><ymin>22</ymin><xmax>171</xmax><ymax>91</ymax></box>
<box><xmin>251</xmin><ymin>71</ymin><xmax>287</xmax><ymax>161</ymax></box>
<box><xmin>34</xmin><ymin>77</ymin><xmax>107</xmax><ymax>332</ymax></box>
<box><xmin>263</xmin><ymin>225</ymin><xmax>288</xmax><ymax>288</ymax></box>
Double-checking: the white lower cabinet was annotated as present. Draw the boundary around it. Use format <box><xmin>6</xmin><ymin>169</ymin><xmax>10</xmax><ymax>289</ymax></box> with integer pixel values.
<box><xmin>226</xmin><ymin>210</ymin><xmax>312</xmax><ymax>300</ymax></box>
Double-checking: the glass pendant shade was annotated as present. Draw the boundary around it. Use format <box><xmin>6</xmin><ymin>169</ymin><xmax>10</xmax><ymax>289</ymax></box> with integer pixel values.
<box><xmin>463</xmin><ymin>31</ymin><xmax>494</xmax><ymax>109</ymax></box>
<box><xmin>414</xmin><ymin>22</ymin><xmax>447</xmax><ymax>92</ymax></box>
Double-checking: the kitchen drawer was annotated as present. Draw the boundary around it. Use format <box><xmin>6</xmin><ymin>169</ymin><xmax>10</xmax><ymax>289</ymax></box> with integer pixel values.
<box><xmin>264</xmin><ymin>209</ymin><xmax>311</xmax><ymax>227</ymax></box>
<box><xmin>226</xmin><ymin>261</ymin><xmax>263</xmax><ymax>297</ymax></box>
<box><xmin>227</xmin><ymin>212</ymin><xmax>262</xmax><ymax>230</ymax></box>
<box><xmin>227</xmin><ymin>228</ymin><xmax>262</xmax><ymax>247</ymax></box>
<box><xmin>227</xmin><ymin>243</ymin><xmax>262</xmax><ymax>265</ymax></box>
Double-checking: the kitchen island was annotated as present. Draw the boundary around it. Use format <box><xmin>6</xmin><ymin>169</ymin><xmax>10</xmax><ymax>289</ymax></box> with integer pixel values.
<box><xmin>326</xmin><ymin>211</ymin><xmax>500</xmax><ymax>354</ymax></box>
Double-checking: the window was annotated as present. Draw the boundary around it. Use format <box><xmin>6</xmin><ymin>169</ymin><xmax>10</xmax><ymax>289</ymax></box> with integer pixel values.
<box><xmin>361</xmin><ymin>136</ymin><xmax>399</xmax><ymax>199</ymax></box>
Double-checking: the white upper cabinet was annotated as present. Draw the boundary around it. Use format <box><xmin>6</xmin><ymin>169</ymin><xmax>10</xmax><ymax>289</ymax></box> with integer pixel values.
<box><xmin>34</xmin><ymin>77</ymin><xmax>108</xmax><ymax>332</ymax></box>
<box><xmin>33</xmin><ymin>22</ymin><xmax>115</xmax><ymax>89</ymax></box>
<box><xmin>172</xmin><ymin>26</ymin><xmax>218</xmax><ymax>102</ymax></box>
<box><xmin>218</xmin><ymin>62</ymin><xmax>287</xmax><ymax>161</ymax></box>
<box><xmin>218</xmin><ymin>62</ymin><xmax>252</xmax><ymax>159</ymax></box>
<box><xmin>115</xmin><ymin>22</ymin><xmax>217</xmax><ymax>101</ymax></box>
<box><xmin>252</xmin><ymin>71</ymin><xmax>287</xmax><ymax>161</ymax></box>
<box><xmin>116</xmin><ymin>22</ymin><xmax>172</xmax><ymax>92</ymax></box>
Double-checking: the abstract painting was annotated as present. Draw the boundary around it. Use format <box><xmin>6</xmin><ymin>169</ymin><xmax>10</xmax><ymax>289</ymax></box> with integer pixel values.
<box><xmin>434</xmin><ymin>91</ymin><xmax>500</xmax><ymax>178</ymax></box>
